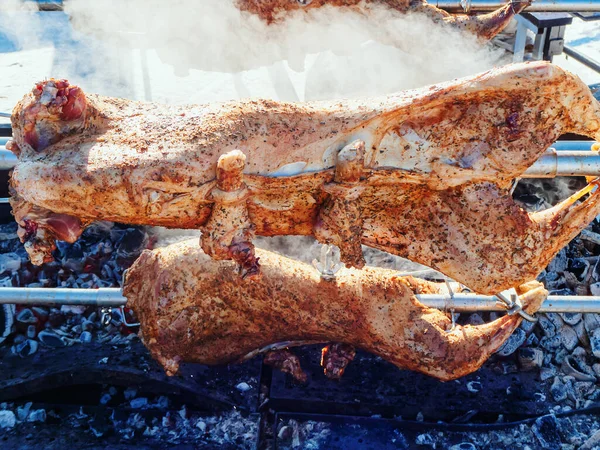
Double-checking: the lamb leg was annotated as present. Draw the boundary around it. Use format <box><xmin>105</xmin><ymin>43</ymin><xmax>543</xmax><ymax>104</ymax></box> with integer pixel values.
<box><xmin>412</xmin><ymin>0</ymin><xmax>531</xmax><ymax>41</ymax></box>
<box><xmin>123</xmin><ymin>240</ymin><xmax>547</xmax><ymax>381</ymax></box>
<box><xmin>237</xmin><ymin>0</ymin><xmax>527</xmax><ymax>40</ymax></box>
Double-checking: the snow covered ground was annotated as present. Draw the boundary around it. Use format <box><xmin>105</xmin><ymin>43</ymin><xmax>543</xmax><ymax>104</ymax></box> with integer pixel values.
<box><xmin>0</xmin><ymin>6</ymin><xmax>597</xmax><ymax>121</ymax></box>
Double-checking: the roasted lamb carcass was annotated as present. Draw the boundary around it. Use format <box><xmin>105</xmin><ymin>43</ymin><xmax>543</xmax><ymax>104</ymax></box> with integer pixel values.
<box><xmin>236</xmin><ymin>0</ymin><xmax>529</xmax><ymax>40</ymax></box>
<box><xmin>8</xmin><ymin>62</ymin><xmax>600</xmax><ymax>293</ymax></box>
<box><xmin>123</xmin><ymin>239</ymin><xmax>547</xmax><ymax>381</ymax></box>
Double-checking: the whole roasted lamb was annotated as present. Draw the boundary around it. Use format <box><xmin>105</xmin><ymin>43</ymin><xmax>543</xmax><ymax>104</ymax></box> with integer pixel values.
<box><xmin>236</xmin><ymin>0</ymin><xmax>529</xmax><ymax>40</ymax></box>
<box><xmin>123</xmin><ymin>239</ymin><xmax>547</xmax><ymax>381</ymax></box>
<box><xmin>7</xmin><ymin>61</ymin><xmax>600</xmax><ymax>294</ymax></box>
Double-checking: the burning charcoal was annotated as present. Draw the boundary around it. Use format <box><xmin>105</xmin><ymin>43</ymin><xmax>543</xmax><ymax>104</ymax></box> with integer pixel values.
<box><xmin>540</xmin><ymin>366</ymin><xmax>557</xmax><ymax>382</ymax></box>
<box><xmin>561</xmin><ymin>355</ymin><xmax>596</xmax><ymax>382</ymax></box>
<box><xmin>28</xmin><ymin>409</ymin><xmax>46</xmax><ymax>423</ymax></box>
<box><xmin>0</xmin><ymin>411</ymin><xmax>16</xmax><ymax>429</ymax></box>
<box><xmin>561</xmin><ymin>313</ymin><xmax>582</xmax><ymax>326</ymax></box>
<box><xmin>59</xmin><ymin>242</ymin><xmax>86</xmax><ymax>272</ymax></box>
<box><xmin>60</xmin><ymin>305</ymin><xmax>85</xmax><ymax>315</ymax></box>
<box><xmin>537</xmin><ymin>315</ymin><xmax>557</xmax><ymax>338</ymax></box>
<box><xmin>0</xmin><ymin>304</ymin><xmax>15</xmax><ymax>345</ymax></box>
<box><xmin>99</xmin><ymin>393</ymin><xmax>112</xmax><ymax>405</ymax></box>
<box><xmin>467</xmin><ymin>313</ymin><xmax>484</xmax><ymax>326</ymax></box>
<box><xmin>573</xmin><ymin>321</ymin><xmax>590</xmax><ymax>348</ymax></box>
<box><xmin>0</xmin><ymin>253</ymin><xmax>21</xmax><ymax>274</ymax></box>
<box><xmin>584</xmin><ymin>314</ymin><xmax>600</xmax><ymax>334</ymax></box>
<box><xmin>518</xmin><ymin>348</ymin><xmax>544</xmax><ymax>371</ymax></box>
<box><xmin>154</xmin><ymin>396</ymin><xmax>169</xmax><ymax>409</ymax></box>
<box><xmin>550</xmin><ymin>377</ymin><xmax>567</xmax><ymax>402</ymax></box>
<box><xmin>26</xmin><ymin>324</ymin><xmax>36</xmax><ymax>339</ymax></box>
<box><xmin>116</xmin><ymin>228</ymin><xmax>149</xmax><ymax>260</ymax></box>
<box><xmin>416</xmin><ymin>433</ymin><xmax>436</xmax><ymax>446</ymax></box>
<box><xmin>123</xmin><ymin>387</ymin><xmax>137</xmax><ymax>400</ymax></box>
<box><xmin>532</xmin><ymin>414</ymin><xmax>562</xmax><ymax>450</ymax></box>
<box><xmin>496</xmin><ymin>328</ymin><xmax>526</xmax><ymax>357</ymax></box>
<box><xmin>89</xmin><ymin>415</ymin><xmax>111</xmax><ymax>438</ymax></box>
<box><xmin>81</xmin><ymin>319</ymin><xmax>95</xmax><ymax>332</ymax></box>
<box><xmin>554</xmin><ymin>348</ymin><xmax>569</xmax><ymax>365</ymax></box>
<box><xmin>525</xmin><ymin>333</ymin><xmax>539</xmax><ymax>347</ymax></box>
<box><xmin>590</xmin><ymin>328</ymin><xmax>600</xmax><ymax>358</ymax></box>
<box><xmin>560</xmin><ymin>325</ymin><xmax>579</xmax><ymax>351</ymax></box>
<box><xmin>79</xmin><ymin>331</ymin><xmax>92</xmax><ymax>343</ymax></box>
<box><xmin>48</xmin><ymin>310</ymin><xmax>65</xmax><ymax>328</ymax></box>
<box><xmin>449</xmin><ymin>444</ymin><xmax>476</xmax><ymax>450</ymax></box>
<box><xmin>12</xmin><ymin>339</ymin><xmax>38</xmax><ymax>358</ymax></box>
<box><xmin>547</xmin><ymin>248</ymin><xmax>568</xmax><ymax>273</ymax></box>
<box><xmin>514</xmin><ymin>193</ymin><xmax>546</xmax><ymax>212</ymax></box>
<box><xmin>16</xmin><ymin>308</ymin><xmax>37</xmax><ymax>326</ymax></box>
<box><xmin>235</xmin><ymin>382</ymin><xmax>251</xmax><ymax>392</ymax></box>
<box><xmin>581</xmin><ymin>430</ymin><xmax>600</xmax><ymax>450</ymax></box>
<box><xmin>82</xmin><ymin>221</ymin><xmax>114</xmax><ymax>239</ymax></box>
<box><xmin>130</xmin><ymin>397</ymin><xmax>149</xmax><ymax>409</ymax></box>
<box><xmin>16</xmin><ymin>402</ymin><xmax>32</xmax><ymax>421</ymax></box>
<box><xmin>37</xmin><ymin>330</ymin><xmax>66</xmax><ymax>348</ymax></box>
<box><xmin>466</xmin><ymin>381</ymin><xmax>481</xmax><ymax>393</ymax></box>
<box><xmin>127</xmin><ymin>413</ymin><xmax>146</xmax><ymax>430</ymax></box>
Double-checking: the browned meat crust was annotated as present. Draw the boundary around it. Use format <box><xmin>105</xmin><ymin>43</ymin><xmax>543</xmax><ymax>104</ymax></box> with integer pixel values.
<box><xmin>8</xmin><ymin>62</ymin><xmax>600</xmax><ymax>293</ymax></box>
<box><xmin>123</xmin><ymin>240</ymin><xmax>547</xmax><ymax>381</ymax></box>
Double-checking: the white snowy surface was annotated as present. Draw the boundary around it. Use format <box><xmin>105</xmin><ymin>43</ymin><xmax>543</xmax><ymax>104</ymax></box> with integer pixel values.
<box><xmin>0</xmin><ymin>8</ymin><xmax>598</xmax><ymax>118</ymax></box>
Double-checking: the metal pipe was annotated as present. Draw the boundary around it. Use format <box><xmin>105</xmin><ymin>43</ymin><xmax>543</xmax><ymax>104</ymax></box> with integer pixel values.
<box><xmin>0</xmin><ymin>287</ymin><xmax>126</xmax><ymax>307</ymax></box>
<box><xmin>564</xmin><ymin>46</ymin><xmax>600</xmax><ymax>75</ymax></box>
<box><xmin>436</xmin><ymin>0</ymin><xmax>600</xmax><ymax>12</ymax></box>
<box><xmin>416</xmin><ymin>293</ymin><xmax>600</xmax><ymax>313</ymax></box>
<box><xmin>551</xmin><ymin>141</ymin><xmax>595</xmax><ymax>151</ymax></box>
<box><xmin>0</xmin><ymin>149</ymin><xmax>17</xmax><ymax>171</ymax></box>
<box><xmin>0</xmin><ymin>143</ymin><xmax>595</xmax><ymax>175</ymax></box>
<box><xmin>523</xmin><ymin>150</ymin><xmax>600</xmax><ymax>178</ymax></box>
<box><xmin>0</xmin><ymin>287</ymin><xmax>598</xmax><ymax>313</ymax></box>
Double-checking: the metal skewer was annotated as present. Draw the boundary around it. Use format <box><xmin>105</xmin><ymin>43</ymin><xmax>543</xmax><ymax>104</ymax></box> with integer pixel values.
<box><xmin>0</xmin><ymin>286</ymin><xmax>597</xmax><ymax>313</ymax></box>
<box><xmin>436</xmin><ymin>0</ymin><xmax>600</xmax><ymax>13</ymax></box>
<box><xmin>0</xmin><ymin>142</ymin><xmax>596</xmax><ymax>179</ymax></box>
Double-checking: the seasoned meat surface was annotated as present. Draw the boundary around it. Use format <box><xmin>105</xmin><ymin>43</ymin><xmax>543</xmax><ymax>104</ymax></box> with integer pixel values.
<box><xmin>123</xmin><ymin>240</ymin><xmax>547</xmax><ymax>381</ymax></box>
<box><xmin>8</xmin><ymin>62</ymin><xmax>600</xmax><ymax>293</ymax></box>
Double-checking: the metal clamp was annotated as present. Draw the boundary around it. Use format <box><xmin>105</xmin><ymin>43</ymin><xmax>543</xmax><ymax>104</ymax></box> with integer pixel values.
<box><xmin>444</xmin><ymin>280</ymin><xmax>458</xmax><ymax>332</ymax></box>
<box><xmin>496</xmin><ymin>288</ymin><xmax>538</xmax><ymax>322</ymax></box>
<box><xmin>459</xmin><ymin>0</ymin><xmax>472</xmax><ymax>13</ymax></box>
<box><xmin>100</xmin><ymin>306</ymin><xmax>140</xmax><ymax>328</ymax></box>
<box><xmin>312</xmin><ymin>244</ymin><xmax>343</xmax><ymax>281</ymax></box>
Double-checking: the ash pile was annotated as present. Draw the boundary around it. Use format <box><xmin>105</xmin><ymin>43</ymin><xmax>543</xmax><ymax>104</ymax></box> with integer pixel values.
<box><xmin>3</xmin><ymin>178</ymin><xmax>600</xmax><ymax>448</ymax></box>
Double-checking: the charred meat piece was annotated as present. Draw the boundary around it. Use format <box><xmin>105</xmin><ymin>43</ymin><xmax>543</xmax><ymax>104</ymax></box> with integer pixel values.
<box><xmin>123</xmin><ymin>240</ymin><xmax>547</xmax><ymax>381</ymax></box>
<box><xmin>236</xmin><ymin>0</ymin><xmax>530</xmax><ymax>40</ymax></box>
<box><xmin>8</xmin><ymin>62</ymin><xmax>600</xmax><ymax>293</ymax></box>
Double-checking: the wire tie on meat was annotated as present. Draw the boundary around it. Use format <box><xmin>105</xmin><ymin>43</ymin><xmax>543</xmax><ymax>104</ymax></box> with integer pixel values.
<box><xmin>444</xmin><ymin>279</ymin><xmax>458</xmax><ymax>332</ymax></box>
<box><xmin>118</xmin><ymin>306</ymin><xmax>140</xmax><ymax>328</ymax></box>
<box><xmin>460</xmin><ymin>0</ymin><xmax>472</xmax><ymax>14</ymax></box>
<box><xmin>312</xmin><ymin>244</ymin><xmax>342</xmax><ymax>281</ymax></box>
<box><xmin>496</xmin><ymin>288</ymin><xmax>538</xmax><ymax>323</ymax></box>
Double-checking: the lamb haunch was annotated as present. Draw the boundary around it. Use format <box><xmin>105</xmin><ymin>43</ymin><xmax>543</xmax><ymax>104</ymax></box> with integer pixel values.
<box><xmin>7</xmin><ymin>61</ymin><xmax>600</xmax><ymax>294</ymax></box>
<box><xmin>123</xmin><ymin>240</ymin><xmax>547</xmax><ymax>381</ymax></box>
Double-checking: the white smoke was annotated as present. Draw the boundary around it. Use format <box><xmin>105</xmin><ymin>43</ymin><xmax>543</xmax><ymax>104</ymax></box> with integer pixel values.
<box><xmin>1</xmin><ymin>0</ymin><xmax>507</xmax><ymax>105</ymax></box>
<box><xmin>0</xmin><ymin>0</ymin><xmax>509</xmax><ymax>265</ymax></box>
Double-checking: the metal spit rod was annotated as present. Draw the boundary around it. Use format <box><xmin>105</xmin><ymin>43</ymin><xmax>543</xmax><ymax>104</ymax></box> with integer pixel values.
<box><xmin>435</xmin><ymin>0</ymin><xmax>600</xmax><ymax>12</ymax></box>
<box><xmin>0</xmin><ymin>141</ymin><xmax>596</xmax><ymax>174</ymax></box>
<box><xmin>0</xmin><ymin>287</ymin><xmax>598</xmax><ymax>313</ymax></box>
